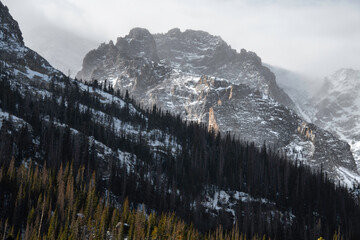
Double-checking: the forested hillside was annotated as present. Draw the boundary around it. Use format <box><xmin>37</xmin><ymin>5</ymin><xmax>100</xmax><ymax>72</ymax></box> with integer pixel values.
<box><xmin>1</xmin><ymin>68</ymin><xmax>360</xmax><ymax>239</ymax></box>
<box><xmin>0</xmin><ymin>157</ymin><xmax>300</xmax><ymax>240</ymax></box>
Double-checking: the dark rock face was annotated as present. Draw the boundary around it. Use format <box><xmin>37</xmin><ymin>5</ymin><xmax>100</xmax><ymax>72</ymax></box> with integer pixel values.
<box><xmin>0</xmin><ymin>2</ymin><xmax>23</xmax><ymax>46</ymax></box>
<box><xmin>77</xmin><ymin>28</ymin><xmax>167</xmax><ymax>92</ymax></box>
<box><xmin>76</xmin><ymin>28</ymin><xmax>360</xmax><ymax>185</ymax></box>
<box><xmin>154</xmin><ymin>29</ymin><xmax>236</xmax><ymax>72</ymax></box>
<box><xmin>116</xmin><ymin>28</ymin><xmax>159</xmax><ymax>62</ymax></box>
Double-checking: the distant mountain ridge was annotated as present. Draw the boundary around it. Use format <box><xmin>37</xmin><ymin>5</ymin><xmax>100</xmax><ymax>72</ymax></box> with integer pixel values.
<box><xmin>266</xmin><ymin>65</ymin><xmax>360</xmax><ymax>186</ymax></box>
<box><xmin>77</xmin><ymin>27</ymin><xmax>360</xmax><ymax>186</ymax></box>
<box><xmin>302</xmin><ymin>68</ymin><xmax>360</xmax><ymax>173</ymax></box>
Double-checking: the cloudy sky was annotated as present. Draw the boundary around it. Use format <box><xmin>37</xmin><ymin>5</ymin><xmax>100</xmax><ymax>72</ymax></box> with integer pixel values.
<box><xmin>3</xmin><ymin>0</ymin><xmax>360</xmax><ymax>78</ymax></box>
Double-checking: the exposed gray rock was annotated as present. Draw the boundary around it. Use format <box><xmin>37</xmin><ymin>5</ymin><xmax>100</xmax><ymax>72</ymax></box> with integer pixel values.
<box><xmin>116</xmin><ymin>27</ymin><xmax>159</xmax><ymax>62</ymax></box>
<box><xmin>0</xmin><ymin>2</ymin><xmax>23</xmax><ymax>46</ymax></box>
<box><xmin>154</xmin><ymin>29</ymin><xmax>295</xmax><ymax>109</ymax></box>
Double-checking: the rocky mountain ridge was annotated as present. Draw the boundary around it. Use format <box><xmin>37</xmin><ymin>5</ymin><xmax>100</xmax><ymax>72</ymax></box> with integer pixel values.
<box><xmin>154</xmin><ymin>28</ymin><xmax>295</xmax><ymax>110</ymax></box>
<box><xmin>77</xmin><ymin>27</ymin><xmax>360</xmax><ymax>186</ymax></box>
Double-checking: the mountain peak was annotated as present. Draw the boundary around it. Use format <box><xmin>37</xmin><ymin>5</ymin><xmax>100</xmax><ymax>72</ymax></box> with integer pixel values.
<box><xmin>115</xmin><ymin>27</ymin><xmax>159</xmax><ymax>62</ymax></box>
<box><xmin>153</xmin><ymin>28</ymin><xmax>294</xmax><ymax>109</ymax></box>
<box><xmin>0</xmin><ymin>2</ymin><xmax>24</xmax><ymax>46</ymax></box>
<box><xmin>166</xmin><ymin>27</ymin><xmax>181</xmax><ymax>36</ymax></box>
<box><xmin>127</xmin><ymin>27</ymin><xmax>152</xmax><ymax>39</ymax></box>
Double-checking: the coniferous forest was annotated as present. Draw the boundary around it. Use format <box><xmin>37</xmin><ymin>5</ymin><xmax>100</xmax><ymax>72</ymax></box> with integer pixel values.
<box><xmin>1</xmin><ymin>68</ymin><xmax>360</xmax><ymax>239</ymax></box>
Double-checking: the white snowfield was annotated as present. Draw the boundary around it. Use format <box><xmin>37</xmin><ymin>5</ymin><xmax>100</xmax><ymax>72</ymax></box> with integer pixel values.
<box><xmin>199</xmin><ymin>187</ymin><xmax>295</xmax><ymax>225</ymax></box>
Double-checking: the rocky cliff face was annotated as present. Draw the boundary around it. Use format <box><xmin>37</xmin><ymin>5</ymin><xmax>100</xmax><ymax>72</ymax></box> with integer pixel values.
<box><xmin>77</xmin><ymin>28</ymin><xmax>169</xmax><ymax>94</ymax></box>
<box><xmin>154</xmin><ymin>29</ymin><xmax>295</xmax><ymax>109</ymax></box>
<box><xmin>142</xmin><ymin>72</ymin><xmax>357</xmax><ymax>184</ymax></box>
<box><xmin>0</xmin><ymin>2</ymin><xmax>23</xmax><ymax>45</ymax></box>
<box><xmin>116</xmin><ymin>28</ymin><xmax>159</xmax><ymax>62</ymax></box>
<box><xmin>77</xmin><ymin>28</ymin><xmax>360</xmax><ymax>186</ymax></box>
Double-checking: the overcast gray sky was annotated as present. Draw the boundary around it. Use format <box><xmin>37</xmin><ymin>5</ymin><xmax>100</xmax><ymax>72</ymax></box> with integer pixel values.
<box><xmin>3</xmin><ymin>0</ymin><xmax>360</xmax><ymax>78</ymax></box>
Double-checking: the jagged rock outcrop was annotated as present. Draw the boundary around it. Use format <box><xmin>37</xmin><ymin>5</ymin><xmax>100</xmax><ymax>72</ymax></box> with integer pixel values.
<box><xmin>208</xmin><ymin>107</ymin><xmax>219</xmax><ymax>133</ymax></box>
<box><xmin>76</xmin><ymin>28</ymin><xmax>168</xmax><ymax>93</ymax></box>
<box><xmin>0</xmin><ymin>2</ymin><xmax>23</xmax><ymax>45</ymax></box>
<box><xmin>116</xmin><ymin>27</ymin><xmax>159</xmax><ymax>62</ymax></box>
<box><xmin>154</xmin><ymin>29</ymin><xmax>295</xmax><ymax>109</ymax></box>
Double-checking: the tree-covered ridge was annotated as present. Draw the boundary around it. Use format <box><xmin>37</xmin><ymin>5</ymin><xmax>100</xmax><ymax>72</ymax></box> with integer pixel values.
<box><xmin>0</xmin><ymin>69</ymin><xmax>360</xmax><ymax>239</ymax></box>
<box><xmin>0</xmin><ymin>159</ymin><xmax>274</xmax><ymax>240</ymax></box>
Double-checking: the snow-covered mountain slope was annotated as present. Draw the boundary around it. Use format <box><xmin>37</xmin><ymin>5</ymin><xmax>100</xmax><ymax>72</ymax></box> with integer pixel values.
<box><xmin>0</xmin><ymin>2</ymin><xmax>181</xmax><ymax>185</ymax></box>
<box><xmin>304</xmin><ymin>69</ymin><xmax>360</xmax><ymax>173</ymax></box>
<box><xmin>76</xmin><ymin>27</ymin><xmax>360</xmax><ymax>186</ymax></box>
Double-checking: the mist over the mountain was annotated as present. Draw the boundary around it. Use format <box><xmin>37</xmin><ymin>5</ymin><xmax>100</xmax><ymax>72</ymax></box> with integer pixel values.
<box><xmin>3</xmin><ymin>0</ymin><xmax>360</xmax><ymax>80</ymax></box>
<box><xmin>25</xmin><ymin>25</ymin><xmax>99</xmax><ymax>77</ymax></box>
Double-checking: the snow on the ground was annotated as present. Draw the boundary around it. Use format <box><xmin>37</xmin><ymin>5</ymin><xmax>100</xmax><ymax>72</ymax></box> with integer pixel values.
<box><xmin>201</xmin><ymin>189</ymin><xmax>275</xmax><ymax>215</ymax></box>
<box><xmin>78</xmin><ymin>81</ymin><xmax>145</xmax><ymax>118</ymax></box>
<box><xmin>350</xmin><ymin>140</ymin><xmax>360</xmax><ymax>172</ymax></box>
<box><xmin>42</xmin><ymin>115</ymin><xmax>138</xmax><ymax>175</ymax></box>
<box><xmin>0</xmin><ymin>108</ymin><xmax>30</xmax><ymax>130</ymax></box>
<box><xmin>199</xmin><ymin>188</ymin><xmax>295</xmax><ymax>225</ymax></box>
<box><xmin>282</xmin><ymin>136</ymin><xmax>315</xmax><ymax>164</ymax></box>
<box><xmin>77</xmin><ymin>103</ymin><xmax>181</xmax><ymax>158</ymax></box>
<box><xmin>336</xmin><ymin>166</ymin><xmax>360</xmax><ymax>188</ymax></box>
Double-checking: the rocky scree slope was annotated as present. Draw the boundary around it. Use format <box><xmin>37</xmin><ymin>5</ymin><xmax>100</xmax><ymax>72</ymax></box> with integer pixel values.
<box><xmin>76</xmin><ymin>28</ymin><xmax>360</xmax><ymax>186</ymax></box>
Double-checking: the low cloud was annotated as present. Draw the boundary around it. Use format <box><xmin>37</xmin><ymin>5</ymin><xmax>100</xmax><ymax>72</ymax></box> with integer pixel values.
<box><xmin>3</xmin><ymin>0</ymin><xmax>360</xmax><ymax>78</ymax></box>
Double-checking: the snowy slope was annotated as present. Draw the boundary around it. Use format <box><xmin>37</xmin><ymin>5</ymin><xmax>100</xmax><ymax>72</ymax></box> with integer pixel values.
<box><xmin>307</xmin><ymin>69</ymin><xmax>360</xmax><ymax>173</ymax></box>
<box><xmin>0</xmin><ymin>3</ymin><xmax>184</xmax><ymax>192</ymax></box>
